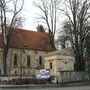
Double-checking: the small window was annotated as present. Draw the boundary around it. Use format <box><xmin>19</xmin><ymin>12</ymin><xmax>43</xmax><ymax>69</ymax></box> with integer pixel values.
<box><xmin>50</xmin><ymin>62</ymin><xmax>53</xmax><ymax>69</ymax></box>
<box><xmin>39</xmin><ymin>56</ymin><xmax>42</xmax><ymax>66</ymax></box>
<box><xmin>27</xmin><ymin>55</ymin><xmax>31</xmax><ymax>66</ymax></box>
<box><xmin>14</xmin><ymin>54</ymin><xmax>17</xmax><ymax>66</ymax></box>
<box><xmin>15</xmin><ymin>71</ymin><xmax>17</xmax><ymax>74</ymax></box>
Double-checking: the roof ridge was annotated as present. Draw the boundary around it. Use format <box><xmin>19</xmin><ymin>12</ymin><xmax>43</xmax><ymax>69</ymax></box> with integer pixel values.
<box><xmin>12</xmin><ymin>28</ymin><xmax>49</xmax><ymax>35</ymax></box>
<box><xmin>0</xmin><ymin>28</ymin><xmax>52</xmax><ymax>51</ymax></box>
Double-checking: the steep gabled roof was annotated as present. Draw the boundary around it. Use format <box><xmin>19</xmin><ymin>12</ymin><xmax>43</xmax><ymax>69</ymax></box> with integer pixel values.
<box><xmin>0</xmin><ymin>28</ymin><xmax>52</xmax><ymax>51</ymax></box>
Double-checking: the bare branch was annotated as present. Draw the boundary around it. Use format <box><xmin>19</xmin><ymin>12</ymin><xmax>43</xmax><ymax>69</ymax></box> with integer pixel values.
<box><xmin>0</xmin><ymin>0</ymin><xmax>24</xmax><ymax>76</ymax></box>
<box><xmin>10</xmin><ymin>0</ymin><xmax>24</xmax><ymax>28</ymax></box>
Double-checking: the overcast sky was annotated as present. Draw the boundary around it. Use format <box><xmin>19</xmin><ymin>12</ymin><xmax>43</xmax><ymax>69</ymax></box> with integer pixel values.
<box><xmin>22</xmin><ymin>0</ymin><xmax>65</xmax><ymax>32</ymax></box>
<box><xmin>23</xmin><ymin>0</ymin><xmax>38</xmax><ymax>30</ymax></box>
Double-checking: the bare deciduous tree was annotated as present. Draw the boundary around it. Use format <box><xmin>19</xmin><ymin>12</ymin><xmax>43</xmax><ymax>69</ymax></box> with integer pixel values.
<box><xmin>0</xmin><ymin>0</ymin><xmax>24</xmax><ymax>76</ymax></box>
<box><xmin>56</xmin><ymin>35</ymin><xmax>68</xmax><ymax>49</ymax></box>
<box><xmin>34</xmin><ymin>0</ymin><xmax>62</xmax><ymax>50</ymax></box>
<box><xmin>60</xmin><ymin>0</ymin><xmax>90</xmax><ymax>70</ymax></box>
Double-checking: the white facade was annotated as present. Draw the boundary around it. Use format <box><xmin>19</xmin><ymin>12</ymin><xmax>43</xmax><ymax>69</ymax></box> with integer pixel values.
<box><xmin>44</xmin><ymin>49</ymin><xmax>75</xmax><ymax>83</ymax></box>
<box><xmin>44</xmin><ymin>49</ymin><xmax>75</xmax><ymax>76</ymax></box>
<box><xmin>6</xmin><ymin>48</ymin><xmax>48</xmax><ymax>77</ymax></box>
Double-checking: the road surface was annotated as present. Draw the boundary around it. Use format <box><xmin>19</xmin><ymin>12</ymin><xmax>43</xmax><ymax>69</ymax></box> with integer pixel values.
<box><xmin>0</xmin><ymin>86</ymin><xmax>90</xmax><ymax>90</ymax></box>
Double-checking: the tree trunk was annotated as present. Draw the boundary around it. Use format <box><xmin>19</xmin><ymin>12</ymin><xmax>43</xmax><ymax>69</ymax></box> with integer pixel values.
<box><xmin>49</xmin><ymin>33</ymin><xmax>56</xmax><ymax>51</ymax></box>
<box><xmin>79</xmin><ymin>50</ymin><xmax>85</xmax><ymax>70</ymax></box>
<box><xmin>3</xmin><ymin>44</ymin><xmax>8</xmax><ymax>76</ymax></box>
<box><xmin>74</xmin><ymin>53</ymin><xmax>81</xmax><ymax>71</ymax></box>
<box><xmin>74</xmin><ymin>50</ymin><xmax>85</xmax><ymax>71</ymax></box>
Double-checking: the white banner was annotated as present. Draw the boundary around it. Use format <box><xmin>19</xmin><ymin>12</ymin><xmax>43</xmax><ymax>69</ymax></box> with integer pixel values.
<box><xmin>36</xmin><ymin>69</ymin><xmax>50</xmax><ymax>79</ymax></box>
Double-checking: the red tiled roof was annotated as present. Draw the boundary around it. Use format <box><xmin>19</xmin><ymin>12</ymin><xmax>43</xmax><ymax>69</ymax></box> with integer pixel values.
<box><xmin>0</xmin><ymin>28</ymin><xmax>52</xmax><ymax>51</ymax></box>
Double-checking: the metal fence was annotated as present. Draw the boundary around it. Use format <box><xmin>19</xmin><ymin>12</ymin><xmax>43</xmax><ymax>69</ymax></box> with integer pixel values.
<box><xmin>57</xmin><ymin>71</ymin><xmax>89</xmax><ymax>83</ymax></box>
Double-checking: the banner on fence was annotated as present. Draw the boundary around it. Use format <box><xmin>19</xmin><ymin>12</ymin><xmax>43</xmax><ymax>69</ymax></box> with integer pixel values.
<box><xmin>36</xmin><ymin>69</ymin><xmax>50</xmax><ymax>79</ymax></box>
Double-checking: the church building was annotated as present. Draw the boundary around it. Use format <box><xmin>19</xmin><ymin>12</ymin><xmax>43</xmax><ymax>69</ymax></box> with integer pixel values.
<box><xmin>0</xmin><ymin>28</ymin><xmax>52</xmax><ymax>77</ymax></box>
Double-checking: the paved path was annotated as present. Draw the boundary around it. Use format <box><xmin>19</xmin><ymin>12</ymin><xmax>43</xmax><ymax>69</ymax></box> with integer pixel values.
<box><xmin>0</xmin><ymin>85</ymin><xmax>90</xmax><ymax>90</ymax></box>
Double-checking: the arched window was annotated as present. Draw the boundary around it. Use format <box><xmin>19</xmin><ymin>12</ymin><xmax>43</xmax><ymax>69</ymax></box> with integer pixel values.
<box><xmin>39</xmin><ymin>56</ymin><xmax>42</xmax><ymax>66</ymax></box>
<box><xmin>14</xmin><ymin>54</ymin><xmax>17</xmax><ymax>66</ymax></box>
<box><xmin>27</xmin><ymin>55</ymin><xmax>31</xmax><ymax>66</ymax></box>
<box><xmin>50</xmin><ymin>62</ymin><xmax>52</xmax><ymax>69</ymax></box>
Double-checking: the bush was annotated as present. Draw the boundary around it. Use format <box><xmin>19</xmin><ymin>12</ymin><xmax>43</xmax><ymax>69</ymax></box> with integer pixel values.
<box><xmin>0</xmin><ymin>78</ymin><xmax>51</xmax><ymax>85</ymax></box>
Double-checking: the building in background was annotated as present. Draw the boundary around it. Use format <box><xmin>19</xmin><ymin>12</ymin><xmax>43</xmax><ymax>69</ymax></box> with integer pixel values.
<box><xmin>0</xmin><ymin>28</ymin><xmax>52</xmax><ymax>77</ymax></box>
<box><xmin>44</xmin><ymin>49</ymin><xmax>74</xmax><ymax>82</ymax></box>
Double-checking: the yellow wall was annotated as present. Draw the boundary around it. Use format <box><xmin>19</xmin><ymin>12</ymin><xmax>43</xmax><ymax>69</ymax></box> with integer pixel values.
<box><xmin>6</xmin><ymin>48</ymin><xmax>48</xmax><ymax>76</ymax></box>
<box><xmin>44</xmin><ymin>54</ymin><xmax>74</xmax><ymax>76</ymax></box>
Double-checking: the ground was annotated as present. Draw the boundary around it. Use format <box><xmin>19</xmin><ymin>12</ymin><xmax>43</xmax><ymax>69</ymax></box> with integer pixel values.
<box><xmin>0</xmin><ymin>85</ymin><xmax>90</xmax><ymax>90</ymax></box>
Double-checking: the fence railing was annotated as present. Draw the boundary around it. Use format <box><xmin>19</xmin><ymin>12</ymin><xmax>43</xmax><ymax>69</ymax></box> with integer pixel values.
<box><xmin>58</xmin><ymin>71</ymin><xmax>89</xmax><ymax>83</ymax></box>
